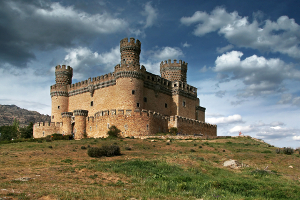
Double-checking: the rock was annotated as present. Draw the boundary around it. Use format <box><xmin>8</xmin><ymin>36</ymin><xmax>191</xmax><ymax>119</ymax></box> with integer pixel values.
<box><xmin>289</xmin><ymin>165</ymin><xmax>293</xmax><ymax>168</ymax></box>
<box><xmin>14</xmin><ymin>177</ymin><xmax>32</xmax><ymax>181</ymax></box>
<box><xmin>223</xmin><ymin>159</ymin><xmax>248</xmax><ymax>169</ymax></box>
<box><xmin>151</xmin><ymin>140</ymin><xmax>156</xmax><ymax>142</ymax></box>
<box><xmin>166</xmin><ymin>139</ymin><xmax>171</xmax><ymax>142</ymax></box>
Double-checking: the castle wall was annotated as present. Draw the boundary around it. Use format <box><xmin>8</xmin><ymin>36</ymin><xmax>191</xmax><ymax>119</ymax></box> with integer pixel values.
<box><xmin>51</xmin><ymin>95</ymin><xmax>68</xmax><ymax>123</ymax></box>
<box><xmin>33</xmin><ymin>122</ymin><xmax>61</xmax><ymax>138</ymax></box>
<box><xmin>169</xmin><ymin>116</ymin><xmax>216</xmax><ymax>136</ymax></box>
<box><xmin>86</xmin><ymin>109</ymin><xmax>168</xmax><ymax>138</ymax></box>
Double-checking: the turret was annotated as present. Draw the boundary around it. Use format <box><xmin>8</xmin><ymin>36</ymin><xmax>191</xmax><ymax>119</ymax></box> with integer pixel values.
<box><xmin>120</xmin><ymin>37</ymin><xmax>141</xmax><ymax>66</ymax></box>
<box><xmin>50</xmin><ymin>65</ymin><xmax>73</xmax><ymax>123</ymax></box>
<box><xmin>160</xmin><ymin>59</ymin><xmax>188</xmax><ymax>83</ymax></box>
<box><xmin>55</xmin><ymin>65</ymin><xmax>73</xmax><ymax>85</ymax></box>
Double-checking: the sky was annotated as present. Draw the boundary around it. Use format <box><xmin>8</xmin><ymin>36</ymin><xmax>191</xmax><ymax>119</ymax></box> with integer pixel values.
<box><xmin>1</xmin><ymin>0</ymin><xmax>300</xmax><ymax>148</ymax></box>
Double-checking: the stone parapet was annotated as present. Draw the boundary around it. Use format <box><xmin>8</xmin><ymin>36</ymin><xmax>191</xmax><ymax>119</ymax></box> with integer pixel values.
<box><xmin>74</xmin><ymin>110</ymin><xmax>88</xmax><ymax>116</ymax></box>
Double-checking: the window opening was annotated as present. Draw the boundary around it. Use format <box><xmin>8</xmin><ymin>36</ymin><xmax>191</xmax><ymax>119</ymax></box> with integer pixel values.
<box><xmin>137</xmin><ymin>103</ymin><xmax>140</xmax><ymax>107</ymax></box>
<box><xmin>90</xmin><ymin>101</ymin><xmax>93</xmax><ymax>106</ymax></box>
<box><xmin>165</xmin><ymin>103</ymin><xmax>168</xmax><ymax>108</ymax></box>
<box><xmin>183</xmin><ymin>100</ymin><xmax>186</xmax><ymax>107</ymax></box>
<box><xmin>58</xmin><ymin>106</ymin><xmax>60</xmax><ymax>109</ymax></box>
<box><xmin>144</xmin><ymin>97</ymin><xmax>147</xmax><ymax>102</ymax></box>
<box><xmin>107</xmin><ymin>123</ymin><xmax>110</xmax><ymax>129</ymax></box>
<box><xmin>132</xmin><ymin>90</ymin><xmax>135</xmax><ymax>95</ymax></box>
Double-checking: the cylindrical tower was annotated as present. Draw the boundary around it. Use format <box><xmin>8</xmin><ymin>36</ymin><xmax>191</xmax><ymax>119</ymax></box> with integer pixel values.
<box><xmin>120</xmin><ymin>37</ymin><xmax>141</xmax><ymax>66</ymax></box>
<box><xmin>50</xmin><ymin>65</ymin><xmax>73</xmax><ymax>123</ymax></box>
<box><xmin>61</xmin><ymin>112</ymin><xmax>73</xmax><ymax>135</ymax></box>
<box><xmin>73</xmin><ymin>110</ymin><xmax>88</xmax><ymax>140</ymax></box>
<box><xmin>115</xmin><ymin>38</ymin><xmax>144</xmax><ymax>111</ymax></box>
<box><xmin>160</xmin><ymin>59</ymin><xmax>188</xmax><ymax>83</ymax></box>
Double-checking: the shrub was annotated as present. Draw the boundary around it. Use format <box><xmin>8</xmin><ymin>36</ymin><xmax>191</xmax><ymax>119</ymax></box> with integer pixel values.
<box><xmin>276</xmin><ymin>148</ymin><xmax>281</xmax><ymax>154</ymax></box>
<box><xmin>125</xmin><ymin>146</ymin><xmax>131</xmax><ymax>150</ymax></box>
<box><xmin>169</xmin><ymin>127</ymin><xmax>178</xmax><ymax>135</ymax></box>
<box><xmin>166</xmin><ymin>142</ymin><xmax>170</xmax><ymax>145</ymax></box>
<box><xmin>48</xmin><ymin>146</ymin><xmax>53</xmax><ymax>149</ymax></box>
<box><xmin>190</xmin><ymin>149</ymin><xmax>196</xmax><ymax>152</ymax></box>
<box><xmin>107</xmin><ymin>126</ymin><xmax>121</xmax><ymax>138</ymax></box>
<box><xmin>199</xmin><ymin>145</ymin><xmax>202</xmax><ymax>148</ymax></box>
<box><xmin>283</xmin><ymin>147</ymin><xmax>294</xmax><ymax>155</ymax></box>
<box><xmin>81</xmin><ymin>146</ymin><xmax>87</xmax><ymax>150</ymax></box>
<box><xmin>194</xmin><ymin>143</ymin><xmax>197</xmax><ymax>146</ymax></box>
<box><xmin>88</xmin><ymin>145</ymin><xmax>121</xmax><ymax>158</ymax></box>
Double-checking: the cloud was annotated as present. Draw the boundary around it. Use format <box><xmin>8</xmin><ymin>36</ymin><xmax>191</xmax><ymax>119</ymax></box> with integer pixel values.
<box><xmin>0</xmin><ymin>1</ymin><xmax>128</xmax><ymax>68</ymax></box>
<box><xmin>182</xmin><ymin>42</ymin><xmax>191</xmax><ymax>48</ymax></box>
<box><xmin>216</xmin><ymin>44</ymin><xmax>234</xmax><ymax>53</ymax></box>
<box><xmin>229</xmin><ymin>125</ymin><xmax>254</xmax><ymax>133</ymax></box>
<box><xmin>63</xmin><ymin>46</ymin><xmax>120</xmax><ymax>80</ymax></box>
<box><xmin>142</xmin><ymin>2</ymin><xmax>158</xmax><ymax>28</ymax></box>
<box><xmin>180</xmin><ymin>7</ymin><xmax>240</xmax><ymax>36</ymax></box>
<box><xmin>206</xmin><ymin>114</ymin><xmax>243</xmax><ymax>124</ymax></box>
<box><xmin>150</xmin><ymin>47</ymin><xmax>184</xmax><ymax>61</ymax></box>
<box><xmin>278</xmin><ymin>93</ymin><xmax>300</xmax><ymax>106</ymax></box>
<box><xmin>293</xmin><ymin>136</ymin><xmax>300</xmax><ymax>141</ymax></box>
<box><xmin>181</xmin><ymin>7</ymin><xmax>300</xmax><ymax>59</ymax></box>
<box><xmin>215</xmin><ymin>90</ymin><xmax>226</xmax><ymax>98</ymax></box>
<box><xmin>214</xmin><ymin>51</ymin><xmax>300</xmax><ymax>97</ymax></box>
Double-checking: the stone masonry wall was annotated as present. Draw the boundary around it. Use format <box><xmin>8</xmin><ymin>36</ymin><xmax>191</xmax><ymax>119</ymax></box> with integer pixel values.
<box><xmin>33</xmin><ymin>122</ymin><xmax>61</xmax><ymax>138</ymax></box>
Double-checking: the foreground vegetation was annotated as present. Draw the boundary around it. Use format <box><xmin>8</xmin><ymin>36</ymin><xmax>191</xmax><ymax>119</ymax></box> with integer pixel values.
<box><xmin>0</xmin><ymin>136</ymin><xmax>299</xmax><ymax>199</ymax></box>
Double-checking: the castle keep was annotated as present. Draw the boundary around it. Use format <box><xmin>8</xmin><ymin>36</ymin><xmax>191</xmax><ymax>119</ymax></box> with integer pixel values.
<box><xmin>33</xmin><ymin>38</ymin><xmax>217</xmax><ymax>139</ymax></box>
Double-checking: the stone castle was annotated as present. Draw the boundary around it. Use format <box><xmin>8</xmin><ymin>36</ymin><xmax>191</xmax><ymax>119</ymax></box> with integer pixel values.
<box><xmin>33</xmin><ymin>38</ymin><xmax>217</xmax><ymax>139</ymax></box>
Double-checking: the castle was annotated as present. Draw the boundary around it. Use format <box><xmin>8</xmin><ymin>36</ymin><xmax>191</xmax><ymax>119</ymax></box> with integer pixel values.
<box><xmin>33</xmin><ymin>38</ymin><xmax>217</xmax><ymax>139</ymax></box>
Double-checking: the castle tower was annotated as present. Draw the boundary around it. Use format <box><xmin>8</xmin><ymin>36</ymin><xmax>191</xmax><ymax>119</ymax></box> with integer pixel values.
<box><xmin>113</xmin><ymin>38</ymin><xmax>145</xmax><ymax>111</ymax></box>
<box><xmin>73</xmin><ymin>110</ymin><xmax>88</xmax><ymax>140</ymax></box>
<box><xmin>50</xmin><ymin>65</ymin><xmax>73</xmax><ymax>123</ymax></box>
<box><xmin>61</xmin><ymin>112</ymin><xmax>73</xmax><ymax>135</ymax></box>
<box><xmin>160</xmin><ymin>59</ymin><xmax>188</xmax><ymax>83</ymax></box>
<box><xmin>120</xmin><ymin>37</ymin><xmax>141</xmax><ymax>66</ymax></box>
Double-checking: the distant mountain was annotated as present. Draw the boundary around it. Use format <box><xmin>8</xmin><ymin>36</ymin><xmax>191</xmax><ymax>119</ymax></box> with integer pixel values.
<box><xmin>0</xmin><ymin>105</ymin><xmax>51</xmax><ymax>127</ymax></box>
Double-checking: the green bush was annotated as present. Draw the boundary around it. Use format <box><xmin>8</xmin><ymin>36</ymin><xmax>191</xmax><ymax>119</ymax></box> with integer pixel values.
<box><xmin>169</xmin><ymin>127</ymin><xmax>178</xmax><ymax>135</ymax></box>
<box><xmin>88</xmin><ymin>145</ymin><xmax>121</xmax><ymax>158</ymax></box>
<box><xmin>107</xmin><ymin>126</ymin><xmax>121</xmax><ymax>138</ymax></box>
<box><xmin>283</xmin><ymin>147</ymin><xmax>294</xmax><ymax>155</ymax></box>
<box><xmin>81</xmin><ymin>146</ymin><xmax>87</xmax><ymax>150</ymax></box>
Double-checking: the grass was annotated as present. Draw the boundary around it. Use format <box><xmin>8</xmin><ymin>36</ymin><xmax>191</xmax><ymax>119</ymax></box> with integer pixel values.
<box><xmin>0</xmin><ymin>136</ymin><xmax>299</xmax><ymax>199</ymax></box>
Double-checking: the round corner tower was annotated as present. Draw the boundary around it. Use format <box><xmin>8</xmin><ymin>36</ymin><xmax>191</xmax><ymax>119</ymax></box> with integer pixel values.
<box><xmin>114</xmin><ymin>37</ymin><xmax>144</xmax><ymax>110</ymax></box>
<box><xmin>160</xmin><ymin>59</ymin><xmax>188</xmax><ymax>83</ymax></box>
<box><xmin>50</xmin><ymin>65</ymin><xmax>73</xmax><ymax>123</ymax></box>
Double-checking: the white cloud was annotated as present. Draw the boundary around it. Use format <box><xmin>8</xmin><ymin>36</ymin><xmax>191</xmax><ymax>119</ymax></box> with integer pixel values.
<box><xmin>181</xmin><ymin>7</ymin><xmax>300</xmax><ymax>59</ymax></box>
<box><xmin>150</xmin><ymin>47</ymin><xmax>184</xmax><ymax>61</ymax></box>
<box><xmin>183</xmin><ymin>42</ymin><xmax>191</xmax><ymax>48</ymax></box>
<box><xmin>229</xmin><ymin>125</ymin><xmax>253</xmax><ymax>133</ymax></box>
<box><xmin>142</xmin><ymin>2</ymin><xmax>158</xmax><ymax>28</ymax></box>
<box><xmin>34</xmin><ymin>2</ymin><xmax>128</xmax><ymax>34</ymax></box>
<box><xmin>64</xmin><ymin>46</ymin><xmax>119</xmax><ymax>80</ymax></box>
<box><xmin>206</xmin><ymin>114</ymin><xmax>242</xmax><ymax>124</ymax></box>
<box><xmin>214</xmin><ymin>51</ymin><xmax>300</xmax><ymax>97</ymax></box>
<box><xmin>293</xmin><ymin>136</ymin><xmax>300</xmax><ymax>141</ymax></box>
<box><xmin>180</xmin><ymin>8</ymin><xmax>241</xmax><ymax>36</ymax></box>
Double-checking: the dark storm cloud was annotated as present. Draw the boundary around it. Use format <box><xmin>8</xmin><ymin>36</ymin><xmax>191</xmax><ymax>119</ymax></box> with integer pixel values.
<box><xmin>0</xmin><ymin>0</ymin><xmax>128</xmax><ymax>68</ymax></box>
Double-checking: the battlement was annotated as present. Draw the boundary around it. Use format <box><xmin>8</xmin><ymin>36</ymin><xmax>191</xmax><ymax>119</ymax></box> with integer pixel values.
<box><xmin>160</xmin><ymin>59</ymin><xmax>188</xmax><ymax>67</ymax></box>
<box><xmin>120</xmin><ymin>37</ymin><xmax>141</xmax><ymax>51</ymax></box>
<box><xmin>55</xmin><ymin>65</ymin><xmax>73</xmax><ymax>72</ymax></box>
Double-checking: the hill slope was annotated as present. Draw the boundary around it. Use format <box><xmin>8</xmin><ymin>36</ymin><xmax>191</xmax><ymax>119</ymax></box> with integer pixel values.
<box><xmin>0</xmin><ymin>104</ymin><xmax>51</xmax><ymax>127</ymax></box>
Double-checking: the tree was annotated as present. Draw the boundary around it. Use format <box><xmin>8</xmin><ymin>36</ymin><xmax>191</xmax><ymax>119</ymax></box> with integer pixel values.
<box><xmin>20</xmin><ymin>122</ymin><xmax>33</xmax><ymax>139</ymax></box>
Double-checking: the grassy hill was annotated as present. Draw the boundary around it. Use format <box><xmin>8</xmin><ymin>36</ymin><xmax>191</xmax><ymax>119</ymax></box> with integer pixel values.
<box><xmin>0</xmin><ymin>136</ymin><xmax>299</xmax><ymax>199</ymax></box>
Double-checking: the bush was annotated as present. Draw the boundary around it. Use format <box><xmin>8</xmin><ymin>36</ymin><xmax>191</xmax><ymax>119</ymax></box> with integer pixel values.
<box><xmin>276</xmin><ymin>148</ymin><xmax>281</xmax><ymax>154</ymax></box>
<box><xmin>283</xmin><ymin>147</ymin><xmax>294</xmax><ymax>155</ymax></box>
<box><xmin>190</xmin><ymin>149</ymin><xmax>196</xmax><ymax>152</ymax></box>
<box><xmin>88</xmin><ymin>145</ymin><xmax>121</xmax><ymax>158</ymax></box>
<box><xmin>169</xmin><ymin>127</ymin><xmax>178</xmax><ymax>135</ymax></box>
<box><xmin>81</xmin><ymin>146</ymin><xmax>87</xmax><ymax>150</ymax></box>
<box><xmin>125</xmin><ymin>146</ymin><xmax>132</xmax><ymax>150</ymax></box>
<box><xmin>107</xmin><ymin>126</ymin><xmax>121</xmax><ymax>138</ymax></box>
